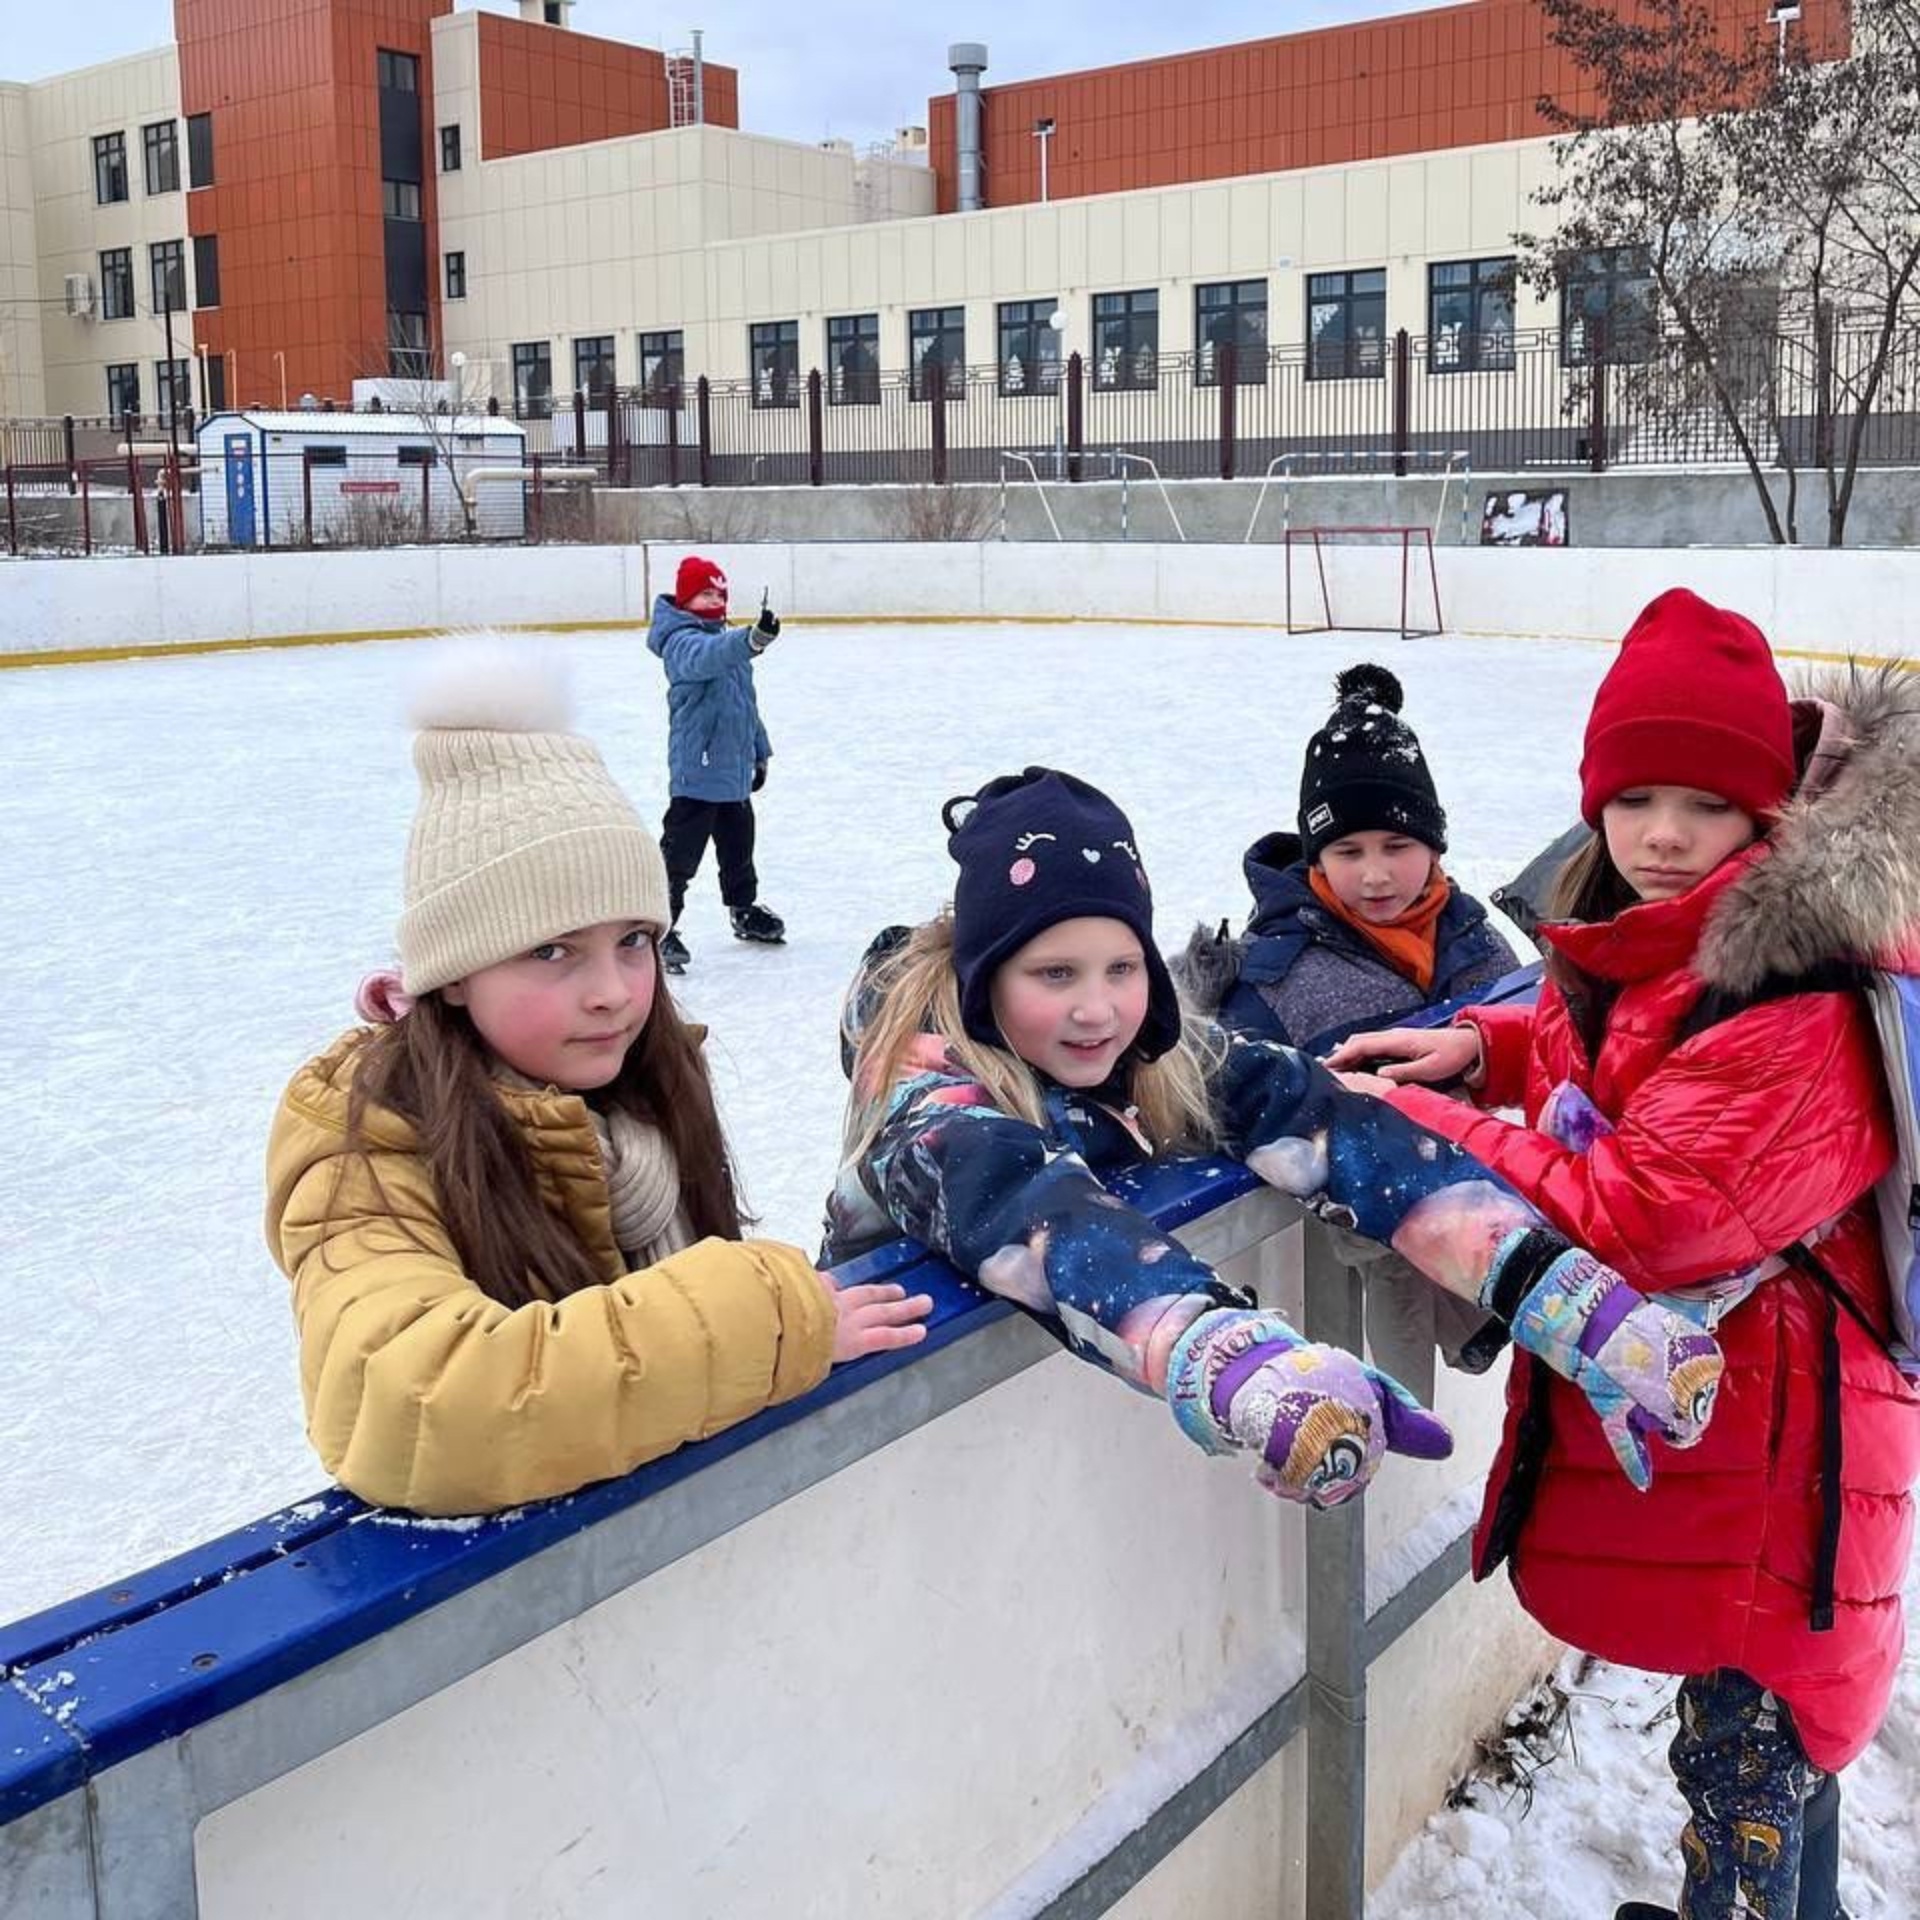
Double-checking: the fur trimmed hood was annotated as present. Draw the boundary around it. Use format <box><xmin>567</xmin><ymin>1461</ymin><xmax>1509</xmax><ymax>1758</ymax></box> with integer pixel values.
<box><xmin>1697</xmin><ymin>663</ymin><xmax>1920</xmax><ymax>994</ymax></box>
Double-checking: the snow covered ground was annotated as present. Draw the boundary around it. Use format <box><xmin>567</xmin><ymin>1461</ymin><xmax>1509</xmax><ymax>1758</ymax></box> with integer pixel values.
<box><xmin>5</xmin><ymin>617</ymin><xmax>1913</xmax><ymax>1911</ymax></box>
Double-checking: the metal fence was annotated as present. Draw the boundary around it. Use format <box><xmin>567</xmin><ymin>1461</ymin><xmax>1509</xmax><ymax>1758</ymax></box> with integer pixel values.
<box><xmin>9</xmin><ymin>319</ymin><xmax>1920</xmax><ymax>556</ymax></box>
<box><xmin>510</xmin><ymin>320</ymin><xmax>1920</xmax><ymax>490</ymax></box>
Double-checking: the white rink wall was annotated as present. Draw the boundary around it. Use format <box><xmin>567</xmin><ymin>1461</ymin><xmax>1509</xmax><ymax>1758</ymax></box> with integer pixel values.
<box><xmin>181</xmin><ymin>1218</ymin><xmax>1545</xmax><ymax>1920</ymax></box>
<box><xmin>2</xmin><ymin>539</ymin><xmax>1918</xmax><ymax>663</ymax></box>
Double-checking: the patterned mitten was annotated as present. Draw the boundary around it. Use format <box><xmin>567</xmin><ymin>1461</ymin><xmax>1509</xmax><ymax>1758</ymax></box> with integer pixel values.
<box><xmin>1166</xmin><ymin>1309</ymin><xmax>1453</xmax><ymax>1509</ymax></box>
<box><xmin>1483</xmin><ymin>1230</ymin><xmax>1724</xmax><ymax>1491</ymax></box>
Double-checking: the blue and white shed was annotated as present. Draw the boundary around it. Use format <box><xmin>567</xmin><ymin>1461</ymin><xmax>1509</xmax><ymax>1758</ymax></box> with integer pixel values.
<box><xmin>195</xmin><ymin>410</ymin><xmax>529</xmax><ymax>547</ymax></box>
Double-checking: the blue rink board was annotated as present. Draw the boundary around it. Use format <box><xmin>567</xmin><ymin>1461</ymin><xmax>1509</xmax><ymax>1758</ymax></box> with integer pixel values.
<box><xmin>0</xmin><ymin>966</ymin><xmax>1544</xmax><ymax>1822</ymax></box>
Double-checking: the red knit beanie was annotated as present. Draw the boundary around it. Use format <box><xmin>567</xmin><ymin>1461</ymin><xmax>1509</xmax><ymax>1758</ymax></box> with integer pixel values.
<box><xmin>675</xmin><ymin>554</ymin><xmax>727</xmax><ymax>607</ymax></box>
<box><xmin>1579</xmin><ymin>588</ymin><xmax>1795</xmax><ymax>827</ymax></box>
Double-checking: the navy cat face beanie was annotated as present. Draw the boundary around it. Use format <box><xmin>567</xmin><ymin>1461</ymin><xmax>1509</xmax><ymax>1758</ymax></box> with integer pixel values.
<box><xmin>943</xmin><ymin>767</ymin><xmax>1183</xmax><ymax>1061</ymax></box>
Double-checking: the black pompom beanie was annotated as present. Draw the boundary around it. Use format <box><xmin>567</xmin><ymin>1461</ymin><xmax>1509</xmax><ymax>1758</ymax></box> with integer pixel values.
<box><xmin>943</xmin><ymin>767</ymin><xmax>1183</xmax><ymax>1061</ymax></box>
<box><xmin>1297</xmin><ymin>664</ymin><xmax>1448</xmax><ymax>864</ymax></box>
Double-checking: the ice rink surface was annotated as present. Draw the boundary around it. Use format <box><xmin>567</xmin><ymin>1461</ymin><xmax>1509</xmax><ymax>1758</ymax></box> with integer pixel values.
<box><xmin>6</xmin><ymin>618</ymin><xmax>1911</xmax><ymax>1912</ymax></box>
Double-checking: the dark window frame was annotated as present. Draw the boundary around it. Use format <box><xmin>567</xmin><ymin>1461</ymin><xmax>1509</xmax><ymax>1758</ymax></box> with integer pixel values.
<box><xmin>639</xmin><ymin>328</ymin><xmax>684</xmax><ymax>402</ymax></box>
<box><xmin>187</xmin><ymin>113</ymin><xmax>215</xmax><ymax>189</ymax></box>
<box><xmin>512</xmin><ymin>340</ymin><xmax>555</xmax><ymax>418</ymax></box>
<box><xmin>149</xmin><ymin>240</ymin><xmax>187</xmax><ymax>319</ymax></box>
<box><xmin>387</xmin><ymin>310</ymin><xmax>430</xmax><ymax>378</ymax></box>
<box><xmin>303</xmin><ymin>444</ymin><xmax>348</xmax><ymax>468</ymax></box>
<box><xmin>908</xmin><ymin>305</ymin><xmax>965</xmax><ymax>401</ymax></box>
<box><xmin>444</xmin><ymin>250</ymin><xmax>466</xmax><ymax>300</ymax></box>
<box><xmin>749</xmin><ymin>319</ymin><xmax>800</xmax><ymax>409</ymax></box>
<box><xmin>382</xmin><ymin>179</ymin><xmax>423</xmax><ymax>221</ymax></box>
<box><xmin>1559</xmin><ymin>246</ymin><xmax>1657</xmax><ymax>366</ymax></box>
<box><xmin>439</xmin><ymin>124</ymin><xmax>462</xmax><ymax>172</ymax></box>
<box><xmin>99</xmin><ymin>248</ymin><xmax>135</xmax><ymax>322</ymax></box>
<box><xmin>825</xmin><ymin>313</ymin><xmax>879</xmax><ymax>406</ymax></box>
<box><xmin>996</xmin><ymin>298</ymin><xmax>1062</xmax><ymax>397</ymax></box>
<box><xmin>376</xmin><ymin>48</ymin><xmax>420</xmax><ymax>93</ymax></box>
<box><xmin>1194</xmin><ymin>279</ymin><xmax>1268</xmax><ymax>386</ymax></box>
<box><xmin>1427</xmin><ymin>257</ymin><xmax>1516</xmax><ymax>373</ymax></box>
<box><xmin>573</xmin><ymin>334</ymin><xmax>617</xmax><ymax>400</ymax></box>
<box><xmin>396</xmin><ymin>444</ymin><xmax>438</xmax><ymax>468</ymax></box>
<box><xmin>192</xmin><ymin>234</ymin><xmax>220</xmax><ymax>310</ymax></box>
<box><xmin>1091</xmin><ymin>288</ymin><xmax>1159</xmax><ymax>391</ymax></box>
<box><xmin>93</xmin><ymin>131</ymin><xmax>129</xmax><ymax>206</ymax></box>
<box><xmin>154</xmin><ymin>358</ymin><xmax>193</xmax><ymax>417</ymax></box>
<box><xmin>1306</xmin><ymin>268</ymin><xmax>1388</xmax><ymax>382</ymax></box>
<box><xmin>142</xmin><ymin>120</ymin><xmax>180</xmax><ymax>196</ymax></box>
<box><xmin>105</xmin><ymin>362</ymin><xmax>141</xmax><ymax>421</ymax></box>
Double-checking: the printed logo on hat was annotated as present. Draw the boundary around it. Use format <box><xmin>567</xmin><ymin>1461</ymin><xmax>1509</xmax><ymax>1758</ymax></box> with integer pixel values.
<box><xmin>1306</xmin><ymin>803</ymin><xmax>1335</xmax><ymax>834</ymax></box>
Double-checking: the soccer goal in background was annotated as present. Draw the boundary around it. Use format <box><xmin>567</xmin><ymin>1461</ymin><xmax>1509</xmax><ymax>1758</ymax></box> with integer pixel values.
<box><xmin>1244</xmin><ymin>449</ymin><xmax>1465</xmax><ymax>640</ymax></box>
<box><xmin>1283</xmin><ymin>523</ymin><xmax>1445</xmax><ymax>639</ymax></box>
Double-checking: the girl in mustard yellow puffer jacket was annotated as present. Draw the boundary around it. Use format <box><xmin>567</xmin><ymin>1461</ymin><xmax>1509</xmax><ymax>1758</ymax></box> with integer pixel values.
<box><xmin>265</xmin><ymin>641</ymin><xmax>929</xmax><ymax>1515</ymax></box>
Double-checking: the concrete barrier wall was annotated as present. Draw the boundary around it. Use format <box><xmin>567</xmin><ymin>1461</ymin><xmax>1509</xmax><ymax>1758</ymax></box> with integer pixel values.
<box><xmin>4</xmin><ymin>537</ymin><xmax>1915</xmax><ymax>665</ymax></box>
<box><xmin>590</xmin><ymin>469</ymin><xmax>1920</xmax><ymax>551</ymax></box>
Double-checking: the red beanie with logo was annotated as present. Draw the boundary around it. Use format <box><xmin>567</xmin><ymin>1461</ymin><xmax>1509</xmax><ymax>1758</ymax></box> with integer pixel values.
<box><xmin>675</xmin><ymin>555</ymin><xmax>727</xmax><ymax>607</ymax></box>
<box><xmin>1578</xmin><ymin>588</ymin><xmax>1795</xmax><ymax>827</ymax></box>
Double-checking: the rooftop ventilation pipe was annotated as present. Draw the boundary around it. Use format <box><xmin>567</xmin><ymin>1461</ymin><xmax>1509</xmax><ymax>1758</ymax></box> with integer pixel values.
<box><xmin>949</xmin><ymin>42</ymin><xmax>988</xmax><ymax>211</ymax></box>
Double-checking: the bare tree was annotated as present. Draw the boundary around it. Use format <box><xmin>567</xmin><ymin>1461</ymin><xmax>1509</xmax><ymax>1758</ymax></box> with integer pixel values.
<box><xmin>1522</xmin><ymin>0</ymin><xmax>1920</xmax><ymax>545</ymax></box>
<box><xmin>875</xmin><ymin>483</ymin><xmax>1001</xmax><ymax>541</ymax></box>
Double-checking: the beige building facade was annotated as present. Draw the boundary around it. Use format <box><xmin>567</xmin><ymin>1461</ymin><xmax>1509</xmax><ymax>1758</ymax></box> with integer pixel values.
<box><xmin>3</xmin><ymin>1</ymin><xmax>1641</xmax><ymax>431</ymax></box>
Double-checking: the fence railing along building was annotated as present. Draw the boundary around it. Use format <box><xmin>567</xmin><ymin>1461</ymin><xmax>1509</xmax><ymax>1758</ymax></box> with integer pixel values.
<box><xmin>517</xmin><ymin>320</ymin><xmax>1920</xmax><ymax>491</ymax></box>
<box><xmin>8</xmin><ymin>321</ymin><xmax>1920</xmax><ymax>556</ymax></box>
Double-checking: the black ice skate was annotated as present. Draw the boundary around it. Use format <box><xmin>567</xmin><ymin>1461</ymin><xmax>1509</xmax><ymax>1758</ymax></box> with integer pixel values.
<box><xmin>730</xmin><ymin>903</ymin><xmax>786</xmax><ymax>945</ymax></box>
<box><xmin>659</xmin><ymin>928</ymin><xmax>690</xmax><ymax>974</ymax></box>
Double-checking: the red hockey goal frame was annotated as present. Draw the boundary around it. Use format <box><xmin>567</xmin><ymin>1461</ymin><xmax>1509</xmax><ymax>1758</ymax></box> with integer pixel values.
<box><xmin>1283</xmin><ymin>525</ymin><xmax>1444</xmax><ymax>639</ymax></box>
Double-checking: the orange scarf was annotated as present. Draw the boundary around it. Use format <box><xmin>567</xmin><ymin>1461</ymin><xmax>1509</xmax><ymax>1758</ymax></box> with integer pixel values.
<box><xmin>1308</xmin><ymin>865</ymin><xmax>1450</xmax><ymax>993</ymax></box>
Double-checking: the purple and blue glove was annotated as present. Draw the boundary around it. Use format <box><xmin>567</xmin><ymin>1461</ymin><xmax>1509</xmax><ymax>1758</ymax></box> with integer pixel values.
<box><xmin>1165</xmin><ymin>1308</ymin><xmax>1454</xmax><ymax>1508</ymax></box>
<box><xmin>1483</xmin><ymin>1229</ymin><xmax>1724</xmax><ymax>1491</ymax></box>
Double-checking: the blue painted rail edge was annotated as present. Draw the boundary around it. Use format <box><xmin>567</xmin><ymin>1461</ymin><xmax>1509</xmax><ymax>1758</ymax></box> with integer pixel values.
<box><xmin>0</xmin><ymin>963</ymin><xmax>1545</xmax><ymax>1824</ymax></box>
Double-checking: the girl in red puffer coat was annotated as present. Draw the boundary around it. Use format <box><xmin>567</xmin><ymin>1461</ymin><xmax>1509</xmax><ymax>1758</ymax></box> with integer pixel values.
<box><xmin>1332</xmin><ymin>590</ymin><xmax>1920</xmax><ymax>1920</ymax></box>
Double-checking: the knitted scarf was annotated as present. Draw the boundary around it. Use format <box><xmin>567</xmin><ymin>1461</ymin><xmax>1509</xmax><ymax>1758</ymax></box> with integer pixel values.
<box><xmin>1308</xmin><ymin>866</ymin><xmax>1450</xmax><ymax>993</ymax></box>
<box><xmin>496</xmin><ymin>1070</ymin><xmax>694</xmax><ymax>1270</ymax></box>
<box><xmin>591</xmin><ymin>1103</ymin><xmax>696</xmax><ymax>1270</ymax></box>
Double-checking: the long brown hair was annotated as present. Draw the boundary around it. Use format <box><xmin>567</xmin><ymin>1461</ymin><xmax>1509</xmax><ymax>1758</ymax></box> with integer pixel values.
<box><xmin>844</xmin><ymin>914</ymin><xmax>1220</xmax><ymax>1164</ymax></box>
<box><xmin>336</xmin><ymin>977</ymin><xmax>746</xmax><ymax>1309</ymax></box>
<box><xmin>1543</xmin><ymin>831</ymin><xmax>1663</xmax><ymax>1059</ymax></box>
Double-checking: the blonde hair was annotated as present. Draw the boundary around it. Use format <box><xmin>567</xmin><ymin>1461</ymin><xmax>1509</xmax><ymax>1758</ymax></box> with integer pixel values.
<box><xmin>844</xmin><ymin>913</ymin><xmax>1222</xmax><ymax>1164</ymax></box>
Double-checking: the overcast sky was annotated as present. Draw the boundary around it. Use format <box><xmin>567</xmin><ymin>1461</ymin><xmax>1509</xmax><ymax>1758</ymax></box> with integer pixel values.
<box><xmin>4</xmin><ymin>0</ymin><xmax>1457</xmax><ymax>149</ymax></box>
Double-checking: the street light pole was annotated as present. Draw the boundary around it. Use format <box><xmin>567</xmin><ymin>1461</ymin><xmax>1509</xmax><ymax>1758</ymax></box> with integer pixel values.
<box><xmin>1033</xmin><ymin>117</ymin><xmax>1055</xmax><ymax>204</ymax></box>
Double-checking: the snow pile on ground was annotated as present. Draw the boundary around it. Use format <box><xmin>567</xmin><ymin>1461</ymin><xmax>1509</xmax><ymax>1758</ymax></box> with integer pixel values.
<box><xmin>1373</xmin><ymin>1546</ymin><xmax>1920</xmax><ymax>1918</ymax></box>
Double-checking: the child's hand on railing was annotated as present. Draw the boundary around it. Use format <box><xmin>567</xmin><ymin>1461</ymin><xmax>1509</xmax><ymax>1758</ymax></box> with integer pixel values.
<box><xmin>823</xmin><ymin>1276</ymin><xmax>934</xmax><ymax>1363</ymax></box>
<box><xmin>1166</xmin><ymin>1309</ymin><xmax>1453</xmax><ymax>1508</ymax></box>
<box><xmin>1485</xmin><ymin>1234</ymin><xmax>1723</xmax><ymax>1491</ymax></box>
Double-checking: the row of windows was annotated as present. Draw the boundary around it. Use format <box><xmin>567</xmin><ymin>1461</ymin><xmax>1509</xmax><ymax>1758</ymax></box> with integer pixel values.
<box><xmin>92</xmin><ymin>116</ymin><xmax>213</xmax><ymax>204</ymax></box>
<box><xmin>95</xmin><ymin>238</ymin><xmax>217</xmax><ymax>318</ymax></box>
<box><xmin>493</xmin><ymin>251</ymin><xmax>1654</xmax><ymax>412</ymax></box>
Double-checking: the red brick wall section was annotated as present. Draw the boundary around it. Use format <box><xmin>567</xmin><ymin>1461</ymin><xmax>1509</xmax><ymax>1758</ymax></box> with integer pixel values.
<box><xmin>928</xmin><ymin>0</ymin><xmax>1852</xmax><ymax>212</ymax></box>
<box><xmin>177</xmin><ymin>0</ymin><xmax>450</xmax><ymax>405</ymax></box>
<box><xmin>475</xmin><ymin>12</ymin><xmax>740</xmax><ymax>160</ymax></box>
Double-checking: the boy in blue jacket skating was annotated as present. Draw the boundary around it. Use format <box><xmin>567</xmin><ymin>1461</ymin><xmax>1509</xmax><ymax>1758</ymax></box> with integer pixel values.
<box><xmin>648</xmin><ymin>555</ymin><xmax>786</xmax><ymax>971</ymax></box>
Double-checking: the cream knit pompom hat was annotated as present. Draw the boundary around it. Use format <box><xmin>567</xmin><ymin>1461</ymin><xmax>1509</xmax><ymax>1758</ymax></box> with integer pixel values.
<box><xmin>398</xmin><ymin>637</ymin><xmax>669</xmax><ymax>995</ymax></box>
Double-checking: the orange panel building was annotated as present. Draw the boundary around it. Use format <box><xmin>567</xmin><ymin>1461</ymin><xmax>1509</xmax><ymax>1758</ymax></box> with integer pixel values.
<box><xmin>928</xmin><ymin>0</ymin><xmax>1852</xmax><ymax>213</ymax></box>
<box><xmin>174</xmin><ymin>0</ymin><xmax>738</xmax><ymax>407</ymax></box>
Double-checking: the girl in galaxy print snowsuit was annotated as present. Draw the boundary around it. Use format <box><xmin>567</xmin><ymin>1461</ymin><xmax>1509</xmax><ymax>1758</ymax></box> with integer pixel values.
<box><xmin>822</xmin><ymin>766</ymin><xmax>1725</xmax><ymax>1509</ymax></box>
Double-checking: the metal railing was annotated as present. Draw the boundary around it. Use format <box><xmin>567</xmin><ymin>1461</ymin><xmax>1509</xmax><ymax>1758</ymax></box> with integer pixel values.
<box><xmin>493</xmin><ymin>321</ymin><xmax>1920</xmax><ymax>492</ymax></box>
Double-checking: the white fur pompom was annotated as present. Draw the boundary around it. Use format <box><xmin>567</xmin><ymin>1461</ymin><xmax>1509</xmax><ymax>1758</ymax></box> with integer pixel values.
<box><xmin>406</xmin><ymin>632</ymin><xmax>574</xmax><ymax>733</ymax></box>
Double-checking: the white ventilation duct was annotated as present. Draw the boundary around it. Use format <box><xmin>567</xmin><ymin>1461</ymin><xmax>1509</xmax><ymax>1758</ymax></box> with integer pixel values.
<box><xmin>949</xmin><ymin>42</ymin><xmax>988</xmax><ymax>211</ymax></box>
